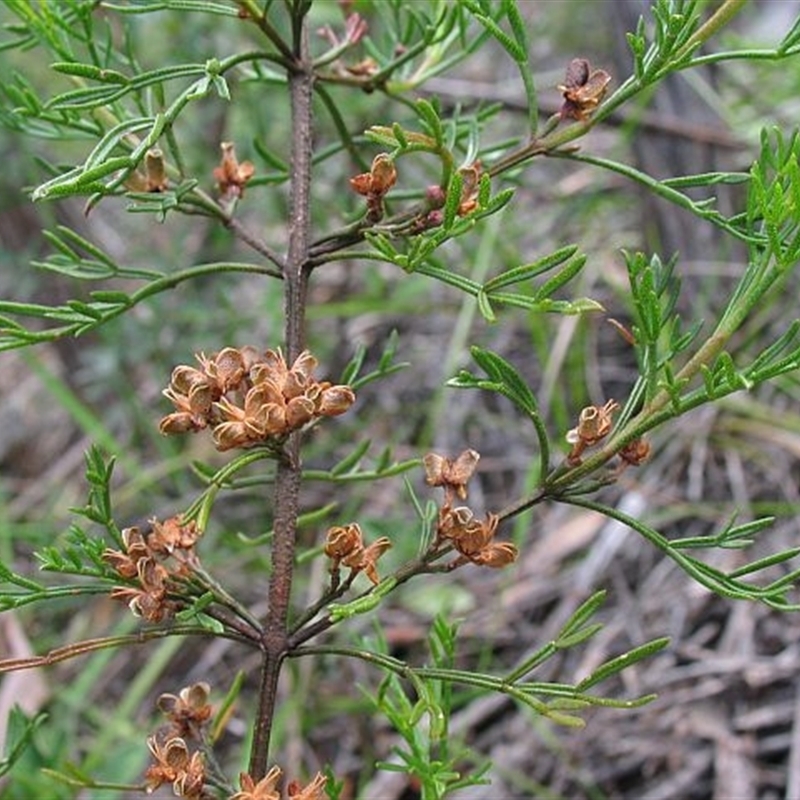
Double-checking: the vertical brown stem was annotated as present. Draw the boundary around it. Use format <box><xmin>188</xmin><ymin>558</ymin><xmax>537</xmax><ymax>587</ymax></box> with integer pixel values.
<box><xmin>248</xmin><ymin>17</ymin><xmax>314</xmax><ymax>781</ymax></box>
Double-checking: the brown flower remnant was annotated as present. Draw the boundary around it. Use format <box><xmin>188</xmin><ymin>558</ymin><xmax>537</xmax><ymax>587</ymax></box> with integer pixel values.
<box><xmin>456</xmin><ymin>161</ymin><xmax>482</xmax><ymax>216</ymax></box>
<box><xmin>144</xmin><ymin>735</ymin><xmax>207</xmax><ymax>799</ymax></box>
<box><xmin>559</xmin><ymin>58</ymin><xmax>611</xmax><ymax>122</ymax></box>
<box><xmin>350</xmin><ymin>153</ymin><xmax>396</xmax><ymax>196</ymax></box>
<box><xmin>102</xmin><ymin>525</ymin><xmax>150</xmax><ymax>580</ymax></box>
<box><xmin>147</xmin><ymin>517</ymin><xmax>202</xmax><ymax>560</ymax></box>
<box><xmin>227</xmin><ymin>766</ymin><xmax>327</xmax><ymax>800</ymax></box>
<box><xmin>159</xmin><ymin>346</ymin><xmax>355</xmax><ymax>452</ymax></box>
<box><xmin>618</xmin><ymin>437</ymin><xmax>651</xmax><ymax>468</ymax></box>
<box><xmin>228</xmin><ymin>766</ymin><xmax>282</xmax><ymax>800</ymax></box>
<box><xmin>565</xmin><ymin>399</ymin><xmax>619</xmax><ymax>465</ymax></box>
<box><xmin>324</xmin><ymin>522</ymin><xmax>392</xmax><ymax>585</ymax></box>
<box><xmin>425</xmin><ymin>449</ymin><xmax>516</xmax><ymax>569</ymax></box>
<box><xmin>104</xmin><ymin>516</ymin><xmax>202</xmax><ymax>622</ymax></box>
<box><xmin>436</xmin><ymin>506</ymin><xmax>517</xmax><ymax>569</ymax></box>
<box><xmin>423</xmin><ymin>449</ymin><xmax>480</xmax><ymax>502</ymax></box>
<box><xmin>157</xmin><ymin>682</ymin><xmax>213</xmax><ymax>739</ymax></box>
<box><xmin>345</xmin><ymin>57</ymin><xmax>378</xmax><ymax>77</ymax></box>
<box><xmin>350</xmin><ymin>153</ymin><xmax>397</xmax><ymax>221</ymax></box>
<box><xmin>213</xmin><ymin>141</ymin><xmax>255</xmax><ymax>202</ymax></box>
<box><xmin>126</xmin><ymin>147</ymin><xmax>169</xmax><ymax>193</ymax></box>
<box><xmin>108</xmin><ymin>553</ymin><xmax>174</xmax><ymax>623</ymax></box>
<box><xmin>287</xmin><ymin>772</ymin><xmax>328</xmax><ymax>800</ymax></box>
<box><xmin>159</xmin><ymin>358</ymin><xmax>220</xmax><ymax>435</ymax></box>
<box><xmin>323</xmin><ymin>522</ymin><xmax>363</xmax><ymax>562</ymax></box>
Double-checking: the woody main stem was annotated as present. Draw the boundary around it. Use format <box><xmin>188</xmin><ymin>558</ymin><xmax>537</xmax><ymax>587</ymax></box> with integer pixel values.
<box><xmin>248</xmin><ymin>20</ymin><xmax>314</xmax><ymax>781</ymax></box>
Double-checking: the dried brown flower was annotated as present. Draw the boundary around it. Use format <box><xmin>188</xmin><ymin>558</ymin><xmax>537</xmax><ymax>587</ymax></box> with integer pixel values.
<box><xmin>105</xmin><ymin>516</ymin><xmax>203</xmax><ymax>619</ymax></box>
<box><xmin>103</xmin><ymin>526</ymin><xmax>149</xmax><ymax>579</ymax></box>
<box><xmin>198</xmin><ymin>347</ymin><xmax>249</xmax><ymax>394</ymax></box>
<box><xmin>144</xmin><ymin>735</ymin><xmax>207</xmax><ymax>799</ymax></box>
<box><xmin>350</xmin><ymin>153</ymin><xmax>397</xmax><ymax>221</ymax></box>
<box><xmin>347</xmin><ymin>536</ymin><xmax>392</xmax><ymax>585</ymax></box>
<box><xmin>469</xmin><ymin>540</ymin><xmax>519</xmax><ymax>568</ymax></box>
<box><xmin>315</xmin><ymin>384</ymin><xmax>356</xmax><ymax>416</ymax></box>
<box><xmin>229</xmin><ymin>765</ymin><xmax>282</xmax><ymax>800</ymax></box>
<box><xmin>136</xmin><ymin>554</ymin><xmax>167</xmax><ymax>591</ymax></box>
<box><xmin>160</xmin><ymin>346</ymin><xmax>356</xmax><ymax>452</ymax></box>
<box><xmin>566</xmin><ymin>399</ymin><xmax>619</xmax><ymax>464</ymax></box>
<box><xmin>104</xmin><ymin>516</ymin><xmax>206</xmax><ymax>622</ymax></box>
<box><xmin>324</xmin><ymin>523</ymin><xmax>364</xmax><ymax>561</ymax></box>
<box><xmin>436</xmin><ymin>505</ymin><xmax>476</xmax><ymax>541</ymax></box>
<box><xmin>287</xmin><ymin>772</ymin><xmax>328</xmax><ymax>800</ymax></box>
<box><xmin>350</xmin><ymin>153</ymin><xmax>397</xmax><ymax>197</ymax></box>
<box><xmin>213</xmin><ymin>141</ymin><xmax>255</xmax><ymax>201</ymax></box>
<box><xmin>170</xmin><ymin>364</ymin><xmax>216</xmax><ymax>399</ymax></box>
<box><xmin>559</xmin><ymin>58</ymin><xmax>611</xmax><ymax>122</ymax></box>
<box><xmin>159</xmin><ymin>371</ymin><xmax>214</xmax><ymax>434</ymax></box>
<box><xmin>456</xmin><ymin>161</ymin><xmax>482</xmax><ymax>216</ymax></box>
<box><xmin>109</xmin><ymin>556</ymin><xmax>175</xmax><ymax>623</ymax></box>
<box><xmin>618</xmin><ymin>437</ymin><xmax>651</xmax><ymax>467</ymax></box>
<box><xmin>345</xmin><ymin>56</ymin><xmax>378</xmax><ymax>77</ymax></box>
<box><xmin>324</xmin><ymin>523</ymin><xmax>391</xmax><ymax>585</ymax></box>
<box><xmin>457</xmin><ymin>513</ymin><xmax>497</xmax><ymax>557</ymax></box>
<box><xmin>212</xmin><ymin>386</ymin><xmax>285</xmax><ymax>450</ymax></box>
<box><xmin>158</xmin><ymin>682</ymin><xmax>213</xmax><ymax>738</ymax></box>
<box><xmin>436</xmin><ymin>508</ymin><xmax>517</xmax><ymax>569</ymax></box>
<box><xmin>148</xmin><ymin>516</ymin><xmax>201</xmax><ymax>556</ymax></box>
<box><xmin>423</xmin><ymin>449</ymin><xmax>480</xmax><ymax>501</ymax></box>
<box><xmin>125</xmin><ymin>147</ymin><xmax>168</xmax><ymax>193</ymax></box>
<box><xmin>174</xmin><ymin>755</ymin><xmax>208</xmax><ymax>800</ymax></box>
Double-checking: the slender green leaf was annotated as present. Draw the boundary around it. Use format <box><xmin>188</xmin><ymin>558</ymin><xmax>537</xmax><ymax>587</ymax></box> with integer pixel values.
<box><xmin>576</xmin><ymin>638</ymin><xmax>670</xmax><ymax>691</ymax></box>
<box><xmin>443</xmin><ymin>170</ymin><xmax>463</xmax><ymax>230</ymax></box>
<box><xmin>0</xmin><ymin>709</ymin><xmax>48</xmax><ymax>778</ymax></box>
<box><xmin>330</xmin><ymin>439</ymin><xmax>371</xmax><ymax>476</ymax></box>
<box><xmin>469</xmin><ymin>346</ymin><xmax>538</xmax><ymax>415</ymax></box>
<box><xmin>415</xmin><ymin>99</ymin><xmax>444</xmax><ymax>147</ymax></box>
<box><xmin>533</xmin><ymin>254</ymin><xmax>587</xmax><ymax>301</ymax></box>
<box><xmin>483</xmin><ymin>245</ymin><xmax>578</xmax><ymax>292</ymax></box>
<box><xmin>471</xmin><ymin>13</ymin><xmax>525</xmax><ymax>61</ymax></box>
<box><xmin>556</xmin><ymin>591</ymin><xmax>607</xmax><ymax>641</ymax></box>
<box><xmin>728</xmin><ymin>548</ymin><xmax>800</xmax><ymax>579</ymax></box>
<box><xmin>415</xmin><ymin>260</ymin><xmax>481</xmax><ymax>294</ymax></box>
<box><xmin>102</xmin><ymin>0</ymin><xmax>240</xmax><ymax>14</ymax></box>
<box><xmin>50</xmin><ymin>62</ymin><xmax>129</xmax><ymax>84</ymax></box>
<box><xmin>476</xmin><ymin>289</ymin><xmax>496</xmax><ymax>322</ymax></box>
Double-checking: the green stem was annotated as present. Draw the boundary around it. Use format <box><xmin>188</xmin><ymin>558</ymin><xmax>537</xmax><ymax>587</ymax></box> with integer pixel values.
<box><xmin>236</xmin><ymin>0</ymin><xmax>296</xmax><ymax>65</ymax></box>
<box><xmin>672</xmin><ymin>0</ymin><xmax>749</xmax><ymax>64</ymax></box>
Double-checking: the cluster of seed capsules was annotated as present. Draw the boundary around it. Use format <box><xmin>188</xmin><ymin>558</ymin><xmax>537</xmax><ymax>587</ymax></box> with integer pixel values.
<box><xmin>159</xmin><ymin>346</ymin><xmax>355</xmax><ymax>452</ymax></box>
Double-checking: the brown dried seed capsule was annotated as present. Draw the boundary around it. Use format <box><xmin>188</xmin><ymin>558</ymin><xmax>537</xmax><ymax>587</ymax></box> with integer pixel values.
<box><xmin>317</xmin><ymin>385</ymin><xmax>355</xmax><ymax>416</ymax></box>
<box><xmin>471</xmin><ymin>541</ymin><xmax>518</xmax><ymax>568</ymax></box>
<box><xmin>424</xmin><ymin>449</ymin><xmax>480</xmax><ymax>500</ymax></box>
<box><xmin>559</xmin><ymin>58</ymin><xmax>611</xmax><ymax>121</ymax></box>
<box><xmin>324</xmin><ymin>523</ymin><xmax>363</xmax><ymax>559</ymax></box>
